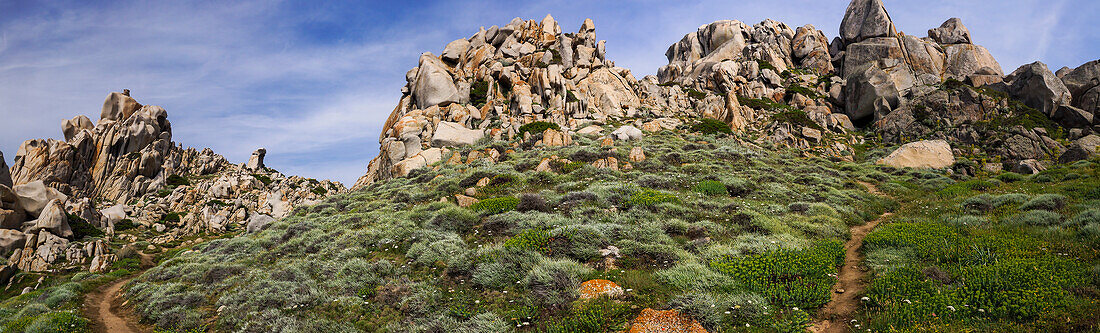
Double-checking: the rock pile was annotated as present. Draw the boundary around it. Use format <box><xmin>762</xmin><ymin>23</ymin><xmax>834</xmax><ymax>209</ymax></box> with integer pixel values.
<box><xmin>1</xmin><ymin>92</ymin><xmax>344</xmax><ymax>277</ymax></box>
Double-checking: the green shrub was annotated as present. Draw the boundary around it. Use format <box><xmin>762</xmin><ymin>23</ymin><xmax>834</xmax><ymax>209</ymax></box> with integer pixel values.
<box><xmin>785</xmin><ymin>84</ymin><xmax>821</xmax><ymax>99</ymax></box>
<box><xmin>430</xmin><ymin>206</ymin><xmax>480</xmax><ymax>232</ymax></box>
<box><xmin>1068</xmin><ymin>209</ymin><xmax>1100</xmax><ymax>226</ymax></box>
<box><xmin>628</xmin><ymin>189</ymin><xmax>678</xmax><ymax>207</ymax></box>
<box><xmin>67</xmin><ymin>214</ymin><xmax>104</xmax><ymax>240</ymax></box>
<box><xmin>470</xmin><ymin>80</ymin><xmax>490</xmax><ymax>107</ymax></box>
<box><xmin>1019</xmin><ymin>193</ymin><xmax>1067</xmax><ymax>211</ymax></box>
<box><xmin>470</xmin><ymin>196</ymin><xmax>518</xmax><ymax>215</ymax></box>
<box><xmin>559</xmin><ymin>161</ymin><xmax>587</xmax><ymax>174</ymax></box>
<box><xmin>524</xmin><ymin>258</ymin><xmax>593</xmax><ymax>306</ymax></box>
<box><xmin>693</xmin><ymin>180</ymin><xmax>728</xmax><ymax>196</ymax></box>
<box><xmin>252</xmin><ymin>173</ymin><xmax>272</xmax><ymax>185</ymax></box>
<box><xmin>996</xmin><ymin>172</ymin><xmax>1025</xmax><ymax>182</ymax></box>
<box><xmin>114</xmin><ymin>219</ymin><xmax>137</xmax><ymax>232</ymax></box>
<box><xmin>991</xmin><ymin>193</ymin><xmax>1029</xmax><ymax>207</ymax></box>
<box><xmin>310</xmin><ymin>186</ymin><xmax>327</xmax><ymax>195</ymax></box>
<box><xmin>21</xmin><ymin>311</ymin><xmax>90</xmax><ymax>333</ymax></box>
<box><xmin>518</xmin><ymin>121</ymin><xmax>560</xmax><ymax>136</ymax></box>
<box><xmin>686</xmin><ymin>89</ymin><xmax>707</xmax><ymax>100</ymax></box>
<box><xmin>1011</xmin><ymin>210</ymin><xmax>1062</xmax><ymax>226</ymax></box>
<box><xmin>166</xmin><ymin>174</ymin><xmax>190</xmax><ymax>187</ymax></box>
<box><xmin>536</xmin><ymin>297</ymin><xmax>631</xmax><ymax>333</ymax></box>
<box><xmin>772</xmin><ymin>110</ymin><xmax>824</xmax><ymax>131</ymax></box>
<box><xmin>111</xmin><ymin>258</ymin><xmax>141</xmax><ymax>271</ymax></box>
<box><xmin>690</xmin><ymin>119</ymin><xmax>732</xmax><ymax>135</ymax></box>
<box><xmin>757</xmin><ymin>60</ymin><xmax>777</xmax><ymax>72</ymax></box>
<box><xmin>710</xmin><ymin>240</ymin><xmax>843</xmax><ymax>309</ymax></box>
<box><xmin>504</xmin><ymin>229</ymin><xmax>552</xmax><ymax>255</ymax></box>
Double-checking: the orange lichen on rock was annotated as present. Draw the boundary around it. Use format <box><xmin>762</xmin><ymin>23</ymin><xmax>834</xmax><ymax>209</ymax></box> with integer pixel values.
<box><xmin>627</xmin><ymin>308</ymin><xmax>708</xmax><ymax>333</ymax></box>
<box><xmin>577</xmin><ymin>279</ymin><xmax>624</xmax><ymax>299</ymax></box>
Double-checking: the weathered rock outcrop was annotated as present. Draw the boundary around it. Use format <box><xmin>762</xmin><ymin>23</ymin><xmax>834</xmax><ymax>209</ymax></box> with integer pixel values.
<box><xmin>356</xmin><ymin>2</ymin><xmax>1092</xmax><ymax>189</ymax></box>
<box><xmin>2</xmin><ymin>92</ymin><xmax>345</xmax><ymax>273</ymax></box>
<box><xmin>0</xmin><ymin>151</ymin><xmax>12</xmax><ymax>189</ymax></box>
<box><xmin>836</xmin><ymin>0</ymin><xmax>1001</xmax><ymax>123</ymax></box>
<box><xmin>1001</xmin><ymin>62</ymin><xmax>1072</xmax><ymax>116</ymax></box>
<box><xmin>1059</xmin><ymin>134</ymin><xmax>1100</xmax><ymax>163</ymax></box>
<box><xmin>928</xmin><ymin>18</ymin><xmax>971</xmax><ymax>45</ymax></box>
<box><xmin>246</xmin><ymin>148</ymin><xmax>266</xmax><ymax>172</ymax></box>
<box><xmin>1060</xmin><ymin>60</ymin><xmax>1100</xmax><ymax>121</ymax></box>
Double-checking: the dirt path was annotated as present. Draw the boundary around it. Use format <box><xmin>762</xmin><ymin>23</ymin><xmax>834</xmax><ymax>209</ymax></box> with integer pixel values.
<box><xmin>83</xmin><ymin>252</ymin><xmax>154</xmax><ymax>333</ymax></box>
<box><xmin>809</xmin><ymin>182</ymin><xmax>891</xmax><ymax>333</ymax></box>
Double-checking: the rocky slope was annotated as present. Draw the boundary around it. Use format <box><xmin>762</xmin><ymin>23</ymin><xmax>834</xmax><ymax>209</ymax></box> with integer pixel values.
<box><xmin>356</xmin><ymin>0</ymin><xmax>1099</xmax><ymax>188</ymax></box>
<box><xmin>2</xmin><ymin>0</ymin><xmax>1099</xmax><ymax>332</ymax></box>
<box><xmin>1</xmin><ymin>91</ymin><xmax>344</xmax><ymax>281</ymax></box>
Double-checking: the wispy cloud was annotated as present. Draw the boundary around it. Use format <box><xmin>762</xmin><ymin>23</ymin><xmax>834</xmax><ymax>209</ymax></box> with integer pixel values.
<box><xmin>2</xmin><ymin>0</ymin><xmax>1096</xmax><ymax>184</ymax></box>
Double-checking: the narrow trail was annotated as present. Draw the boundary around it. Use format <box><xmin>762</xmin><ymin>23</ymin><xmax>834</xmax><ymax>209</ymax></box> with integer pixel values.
<box><xmin>83</xmin><ymin>252</ymin><xmax>154</xmax><ymax>333</ymax></box>
<box><xmin>809</xmin><ymin>182</ymin><xmax>892</xmax><ymax>333</ymax></box>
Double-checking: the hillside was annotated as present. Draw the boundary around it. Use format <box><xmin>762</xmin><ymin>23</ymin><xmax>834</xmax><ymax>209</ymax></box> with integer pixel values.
<box><xmin>1</xmin><ymin>0</ymin><xmax>1099</xmax><ymax>332</ymax></box>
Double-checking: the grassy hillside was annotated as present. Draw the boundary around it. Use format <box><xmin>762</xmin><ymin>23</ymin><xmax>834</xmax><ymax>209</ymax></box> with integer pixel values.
<box><xmin>124</xmin><ymin>127</ymin><xmax>900</xmax><ymax>332</ymax></box>
<box><xmin>9</xmin><ymin>124</ymin><xmax>1096</xmax><ymax>333</ymax></box>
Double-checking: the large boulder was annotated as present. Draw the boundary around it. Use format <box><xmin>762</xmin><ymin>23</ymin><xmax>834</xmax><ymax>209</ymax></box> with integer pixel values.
<box><xmin>877</xmin><ymin>140</ymin><xmax>955</xmax><ymax>169</ymax></box>
<box><xmin>412</xmin><ymin>53</ymin><xmax>466</xmax><ymax>108</ymax></box>
<box><xmin>791</xmin><ymin>24</ymin><xmax>834</xmax><ymax>75</ymax></box>
<box><xmin>1059</xmin><ymin>134</ymin><xmax>1100</xmax><ymax>163</ymax></box>
<box><xmin>928</xmin><ymin>18</ymin><xmax>972</xmax><ymax>44</ymax></box>
<box><xmin>942</xmin><ymin>44</ymin><xmax>1002</xmax><ymax>81</ymax></box>
<box><xmin>100</xmin><ymin>92</ymin><xmax>142</xmax><ymax>122</ymax></box>
<box><xmin>13</xmin><ymin>181</ymin><xmax>68</xmax><ymax>217</ymax></box>
<box><xmin>839</xmin><ymin>0</ymin><xmax>896</xmax><ymax>45</ymax></box>
<box><xmin>31</xmin><ymin>199</ymin><xmax>72</xmax><ymax>238</ymax></box>
<box><xmin>0</xmin><ymin>185</ymin><xmax>26</xmax><ymax>229</ymax></box>
<box><xmin>844</xmin><ymin>62</ymin><xmax>904</xmax><ymax>121</ymax></box>
<box><xmin>61</xmin><ymin>115</ymin><xmax>94</xmax><ymax>141</ymax></box>
<box><xmin>100</xmin><ymin>204</ymin><xmax>128</xmax><ymax>229</ymax></box>
<box><xmin>611</xmin><ymin>125</ymin><xmax>643</xmax><ymax>141</ymax></box>
<box><xmin>1052</xmin><ymin>105</ymin><xmax>1094</xmax><ymax>128</ymax></box>
<box><xmin>431</xmin><ymin>122</ymin><xmax>484</xmax><ymax>147</ymax></box>
<box><xmin>0</xmin><ymin>229</ymin><xmax>26</xmax><ymax>256</ymax></box>
<box><xmin>441</xmin><ymin>39</ymin><xmax>470</xmax><ymax>63</ymax></box>
<box><xmin>0</xmin><ymin>150</ymin><xmax>11</xmax><ymax>188</ymax></box>
<box><xmin>1060</xmin><ymin>60</ymin><xmax>1100</xmax><ymax>115</ymax></box>
<box><xmin>1002</xmin><ymin>62</ymin><xmax>1072</xmax><ymax>115</ymax></box>
<box><xmin>247</xmin><ymin>148</ymin><xmax>266</xmax><ymax>172</ymax></box>
<box><xmin>246</xmin><ymin>214</ymin><xmax>275</xmax><ymax>233</ymax></box>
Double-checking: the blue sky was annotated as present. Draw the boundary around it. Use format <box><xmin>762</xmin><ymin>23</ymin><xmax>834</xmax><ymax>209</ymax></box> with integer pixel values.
<box><xmin>1</xmin><ymin>0</ymin><xmax>1097</xmax><ymax>185</ymax></box>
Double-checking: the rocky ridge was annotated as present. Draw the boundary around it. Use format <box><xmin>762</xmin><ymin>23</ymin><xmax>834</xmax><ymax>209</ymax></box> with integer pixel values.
<box><xmin>1</xmin><ymin>92</ymin><xmax>344</xmax><ymax>280</ymax></box>
<box><xmin>357</xmin><ymin>0</ymin><xmax>1099</xmax><ymax>188</ymax></box>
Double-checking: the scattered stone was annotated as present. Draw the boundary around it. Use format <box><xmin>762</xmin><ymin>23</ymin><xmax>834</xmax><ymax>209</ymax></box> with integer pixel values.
<box><xmin>611</xmin><ymin>125</ymin><xmax>643</xmax><ymax>141</ymax></box>
<box><xmin>577</xmin><ymin>279</ymin><xmax>624</xmax><ymax>299</ymax></box>
<box><xmin>455</xmin><ymin>194</ymin><xmax>479</xmax><ymax>208</ymax></box>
